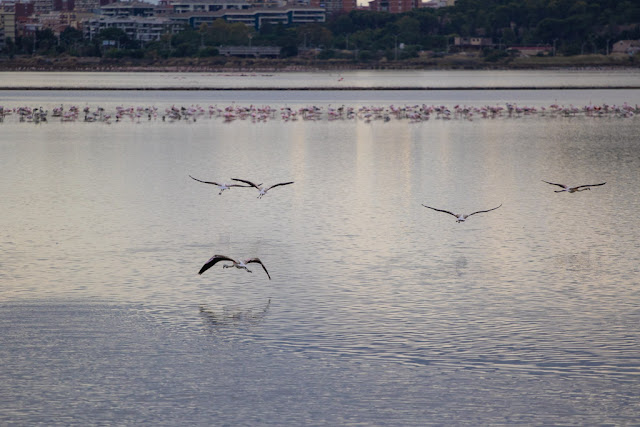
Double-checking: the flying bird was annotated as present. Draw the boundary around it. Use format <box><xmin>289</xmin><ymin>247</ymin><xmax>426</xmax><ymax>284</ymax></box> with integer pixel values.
<box><xmin>198</xmin><ymin>254</ymin><xmax>271</xmax><ymax>280</ymax></box>
<box><xmin>231</xmin><ymin>178</ymin><xmax>294</xmax><ymax>198</ymax></box>
<box><xmin>542</xmin><ymin>180</ymin><xmax>606</xmax><ymax>193</ymax></box>
<box><xmin>422</xmin><ymin>203</ymin><xmax>502</xmax><ymax>223</ymax></box>
<box><xmin>189</xmin><ymin>175</ymin><xmax>252</xmax><ymax>195</ymax></box>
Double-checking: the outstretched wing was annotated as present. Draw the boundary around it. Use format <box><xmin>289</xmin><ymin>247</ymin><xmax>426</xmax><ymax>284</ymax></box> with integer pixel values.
<box><xmin>422</xmin><ymin>204</ymin><xmax>458</xmax><ymax>218</ymax></box>
<box><xmin>541</xmin><ymin>180</ymin><xmax>567</xmax><ymax>189</ymax></box>
<box><xmin>266</xmin><ymin>181</ymin><xmax>294</xmax><ymax>191</ymax></box>
<box><xmin>231</xmin><ymin>178</ymin><xmax>261</xmax><ymax>189</ymax></box>
<box><xmin>198</xmin><ymin>254</ymin><xmax>236</xmax><ymax>275</ymax></box>
<box><xmin>245</xmin><ymin>258</ymin><xmax>271</xmax><ymax>280</ymax></box>
<box><xmin>190</xmin><ymin>175</ymin><xmax>220</xmax><ymax>186</ymax></box>
<box><xmin>574</xmin><ymin>182</ymin><xmax>606</xmax><ymax>190</ymax></box>
<box><xmin>468</xmin><ymin>203</ymin><xmax>502</xmax><ymax>217</ymax></box>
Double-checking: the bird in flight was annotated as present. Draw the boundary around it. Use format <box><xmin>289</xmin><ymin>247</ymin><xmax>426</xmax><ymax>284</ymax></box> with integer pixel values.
<box><xmin>198</xmin><ymin>255</ymin><xmax>271</xmax><ymax>279</ymax></box>
<box><xmin>422</xmin><ymin>203</ymin><xmax>502</xmax><ymax>223</ymax></box>
<box><xmin>189</xmin><ymin>175</ymin><xmax>253</xmax><ymax>195</ymax></box>
<box><xmin>542</xmin><ymin>180</ymin><xmax>606</xmax><ymax>193</ymax></box>
<box><xmin>231</xmin><ymin>178</ymin><xmax>294</xmax><ymax>198</ymax></box>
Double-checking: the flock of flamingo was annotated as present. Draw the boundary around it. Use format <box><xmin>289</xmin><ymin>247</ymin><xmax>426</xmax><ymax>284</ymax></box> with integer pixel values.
<box><xmin>1</xmin><ymin>101</ymin><xmax>638</xmax><ymax>124</ymax></box>
<box><xmin>2</xmin><ymin>98</ymin><xmax>616</xmax><ymax>281</ymax></box>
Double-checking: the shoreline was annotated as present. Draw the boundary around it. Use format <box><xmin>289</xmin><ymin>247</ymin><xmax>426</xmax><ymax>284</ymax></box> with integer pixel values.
<box><xmin>2</xmin><ymin>86</ymin><xmax>640</xmax><ymax>90</ymax></box>
<box><xmin>1</xmin><ymin>53</ymin><xmax>638</xmax><ymax>73</ymax></box>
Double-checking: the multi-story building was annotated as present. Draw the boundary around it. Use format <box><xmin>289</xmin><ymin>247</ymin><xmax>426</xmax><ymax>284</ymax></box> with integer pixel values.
<box><xmin>157</xmin><ymin>0</ymin><xmax>286</xmax><ymax>13</ymax></box>
<box><xmin>38</xmin><ymin>10</ymin><xmax>91</xmax><ymax>34</ymax></box>
<box><xmin>367</xmin><ymin>0</ymin><xmax>417</xmax><ymax>13</ymax></box>
<box><xmin>167</xmin><ymin>5</ymin><xmax>325</xmax><ymax>30</ymax></box>
<box><xmin>100</xmin><ymin>1</ymin><xmax>156</xmax><ymax>17</ymax></box>
<box><xmin>33</xmin><ymin>0</ymin><xmax>54</xmax><ymax>14</ymax></box>
<box><xmin>0</xmin><ymin>4</ymin><xmax>16</xmax><ymax>48</ymax></box>
<box><xmin>83</xmin><ymin>15</ymin><xmax>181</xmax><ymax>41</ymax></box>
<box><xmin>156</xmin><ymin>0</ymin><xmax>255</xmax><ymax>14</ymax></box>
<box><xmin>53</xmin><ymin>0</ymin><xmax>75</xmax><ymax>11</ymax></box>
<box><xmin>309</xmin><ymin>0</ymin><xmax>356</xmax><ymax>15</ymax></box>
<box><xmin>74</xmin><ymin>0</ymin><xmax>114</xmax><ymax>13</ymax></box>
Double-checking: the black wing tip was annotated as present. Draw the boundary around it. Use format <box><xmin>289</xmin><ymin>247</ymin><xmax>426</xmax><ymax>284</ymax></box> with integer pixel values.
<box><xmin>231</xmin><ymin>178</ymin><xmax>257</xmax><ymax>186</ymax></box>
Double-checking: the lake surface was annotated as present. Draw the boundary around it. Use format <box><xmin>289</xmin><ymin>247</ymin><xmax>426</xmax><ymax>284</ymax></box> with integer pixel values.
<box><xmin>1</xmin><ymin>71</ymin><xmax>640</xmax><ymax>425</ymax></box>
<box><xmin>1</xmin><ymin>68</ymin><xmax>640</xmax><ymax>89</ymax></box>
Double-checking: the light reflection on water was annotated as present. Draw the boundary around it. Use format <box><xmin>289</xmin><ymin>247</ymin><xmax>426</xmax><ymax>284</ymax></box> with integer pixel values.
<box><xmin>1</xmin><ymin>87</ymin><xmax>640</xmax><ymax>424</ymax></box>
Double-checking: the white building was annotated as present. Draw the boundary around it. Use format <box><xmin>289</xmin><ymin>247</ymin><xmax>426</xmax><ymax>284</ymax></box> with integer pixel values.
<box><xmin>84</xmin><ymin>15</ymin><xmax>181</xmax><ymax>41</ymax></box>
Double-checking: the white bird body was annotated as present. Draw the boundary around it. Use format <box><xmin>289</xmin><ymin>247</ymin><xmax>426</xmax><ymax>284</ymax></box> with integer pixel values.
<box><xmin>189</xmin><ymin>175</ymin><xmax>251</xmax><ymax>194</ymax></box>
<box><xmin>542</xmin><ymin>180</ymin><xmax>606</xmax><ymax>193</ymax></box>
<box><xmin>422</xmin><ymin>203</ymin><xmax>502</xmax><ymax>223</ymax></box>
<box><xmin>198</xmin><ymin>254</ymin><xmax>271</xmax><ymax>279</ymax></box>
<box><xmin>232</xmin><ymin>178</ymin><xmax>294</xmax><ymax>198</ymax></box>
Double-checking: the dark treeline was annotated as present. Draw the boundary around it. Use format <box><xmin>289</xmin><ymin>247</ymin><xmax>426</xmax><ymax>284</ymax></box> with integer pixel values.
<box><xmin>3</xmin><ymin>0</ymin><xmax>639</xmax><ymax>62</ymax></box>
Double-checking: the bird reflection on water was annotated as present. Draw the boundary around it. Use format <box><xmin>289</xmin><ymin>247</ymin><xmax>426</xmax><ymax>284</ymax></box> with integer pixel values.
<box><xmin>455</xmin><ymin>256</ymin><xmax>469</xmax><ymax>277</ymax></box>
<box><xmin>199</xmin><ymin>299</ymin><xmax>271</xmax><ymax>329</ymax></box>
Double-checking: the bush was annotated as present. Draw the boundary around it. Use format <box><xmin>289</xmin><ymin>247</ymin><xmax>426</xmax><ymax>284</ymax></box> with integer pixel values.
<box><xmin>484</xmin><ymin>49</ymin><xmax>508</xmax><ymax>62</ymax></box>
<box><xmin>198</xmin><ymin>47</ymin><xmax>219</xmax><ymax>57</ymax></box>
<box><xmin>317</xmin><ymin>49</ymin><xmax>336</xmax><ymax>60</ymax></box>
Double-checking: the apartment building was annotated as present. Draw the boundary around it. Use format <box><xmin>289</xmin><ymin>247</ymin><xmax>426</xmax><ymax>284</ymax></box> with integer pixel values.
<box><xmin>367</xmin><ymin>0</ymin><xmax>417</xmax><ymax>13</ymax></box>
<box><xmin>83</xmin><ymin>15</ymin><xmax>181</xmax><ymax>41</ymax></box>
<box><xmin>167</xmin><ymin>5</ymin><xmax>325</xmax><ymax>30</ymax></box>
<box><xmin>0</xmin><ymin>5</ymin><xmax>16</xmax><ymax>47</ymax></box>
<box><xmin>308</xmin><ymin>0</ymin><xmax>356</xmax><ymax>15</ymax></box>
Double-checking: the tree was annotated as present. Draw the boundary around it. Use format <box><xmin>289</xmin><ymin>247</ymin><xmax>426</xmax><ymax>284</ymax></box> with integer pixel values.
<box><xmin>35</xmin><ymin>29</ymin><xmax>57</xmax><ymax>54</ymax></box>
<box><xmin>296</xmin><ymin>24</ymin><xmax>333</xmax><ymax>48</ymax></box>
<box><xmin>3</xmin><ymin>37</ymin><xmax>16</xmax><ymax>57</ymax></box>
<box><xmin>60</xmin><ymin>27</ymin><xmax>84</xmax><ymax>48</ymax></box>
<box><xmin>97</xmin><ymin>28</ymin><xmax>132</xmax><ymax>50</ymax></box>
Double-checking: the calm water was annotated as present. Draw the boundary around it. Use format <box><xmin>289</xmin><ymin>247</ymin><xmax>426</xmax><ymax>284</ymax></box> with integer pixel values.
<box><xmin>1</xmin><ymin>72</ymin><xmax>640</xmax><ymax>425</ymax></box>
<box><xmin>1</xmin><ymin>68</ymin><xmax>640</xmax><ymax>89</ymax></box>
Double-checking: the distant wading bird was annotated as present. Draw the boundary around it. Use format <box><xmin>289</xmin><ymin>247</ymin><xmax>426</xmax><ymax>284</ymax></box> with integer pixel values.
<box><xmin>542</xmin><ymin>180</ymin><xmax>606</xmax><ymax>193</ymax></box>
<box><xmin>189</xmin><ymin>175</ymin><xmax>252</xmax><ymax>195</ymax></box>
<box><xmin>231</xmin><ymin>178</ymin><xmax>294</xmax><ymax>198</ymax></box>
<box><xmin>198</xmin><ymin>255</ymin><xmax>271</xmax><ymax>280</ymax></box>
<box><xmin>422</xmin><ymin>203</ymin><xmax>502</xmax><ymax>223</ymax></box>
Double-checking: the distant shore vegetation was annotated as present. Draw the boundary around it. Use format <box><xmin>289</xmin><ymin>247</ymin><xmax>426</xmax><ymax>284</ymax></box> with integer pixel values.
<box><xmin>1</xmin><ymin>0</ymin><xmax>639</xmax><ymax>71</ymax></box>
